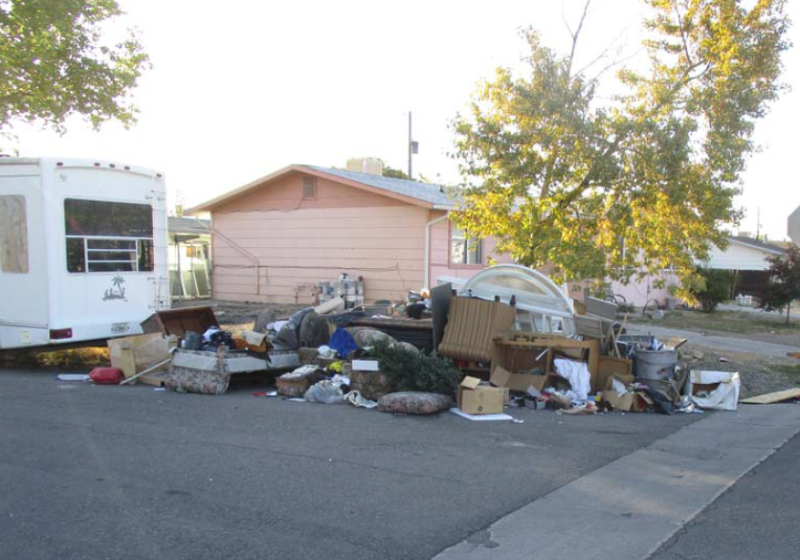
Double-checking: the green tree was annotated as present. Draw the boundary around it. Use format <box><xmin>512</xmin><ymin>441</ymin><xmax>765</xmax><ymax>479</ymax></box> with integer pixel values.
<box><xmin>689</xmin><ymin>267</ymin><xmax>736</xmax><ymax>312</ymax></box>
<box><xmin>451</xmin><ymin>0</ymin><xmax>789</xmax><ymax>302</ymax></box>
<box><xmin>0</xmin><ymin>0</ymin><xmax>149</xmax><ymax>142</ymax></box>
<box><xmin>758</xmin><ymin>245</ymin><xmax>800</xmax><ymax>325</ymax></box>
<box><xmin>382</xmin><ymin>164</ymin><xmax>410</xmax><ymax>180</ymax></box>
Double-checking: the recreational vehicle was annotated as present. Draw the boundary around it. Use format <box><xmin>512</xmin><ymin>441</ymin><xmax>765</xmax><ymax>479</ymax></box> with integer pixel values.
<box><xmin>0</xmin><ymin>157</ymin><xmax>170</xmax><ymax>350</ymax></box>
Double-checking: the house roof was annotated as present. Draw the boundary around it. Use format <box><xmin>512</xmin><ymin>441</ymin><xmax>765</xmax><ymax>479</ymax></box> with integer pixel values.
<box><xmin>728</xmin><ymin>236</ymin><xmax>787</xmax><ymax>255</ymax></box>
<box><xmin>186</xmin><ymin>164</ymin><xmax>456</xmax><ymax>214</ymax></box>
<box><xmin>168</xmin><ymin>216</ymin><xmax>210</xmax><ymax>235</ymax></box>
<box><xmin>305</xmin><ymin>166</ymin><xmax>453</xmax><ymax>207</ymax></box>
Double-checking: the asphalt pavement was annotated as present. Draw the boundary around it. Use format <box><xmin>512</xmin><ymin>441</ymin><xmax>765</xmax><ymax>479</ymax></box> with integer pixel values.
<box><xmin>0</xmin><ymin>369</ymin><xmax>700</xmax><ymax>560</ymax></box>
<box><xmin>649</xmin><ymin>430</ymin><xmax>800</xmax><ymax>560</ymax></box>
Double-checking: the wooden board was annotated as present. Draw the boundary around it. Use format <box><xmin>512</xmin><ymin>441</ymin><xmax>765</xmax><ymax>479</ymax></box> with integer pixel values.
<box><xmin>739</xmin><ymin>388</ymin><xmax>800</xmax><ymax>405</ymax></box>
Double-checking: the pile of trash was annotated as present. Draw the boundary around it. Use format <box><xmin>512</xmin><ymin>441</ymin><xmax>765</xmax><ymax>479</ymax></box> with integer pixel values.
<box><xmin>65</xmin><ymin>268</ymin><xmax>776</xmax><ymax>417</ymax></box>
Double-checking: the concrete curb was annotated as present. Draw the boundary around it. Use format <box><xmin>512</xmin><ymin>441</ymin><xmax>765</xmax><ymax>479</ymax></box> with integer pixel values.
<box><xmin>432</xmin><ymin>405</ymin><xmax>800</xmax><ymax>560</ymax></box>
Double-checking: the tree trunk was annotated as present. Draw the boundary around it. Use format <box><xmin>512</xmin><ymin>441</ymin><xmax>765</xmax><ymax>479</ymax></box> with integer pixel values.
<box><xmin>787</xmin><ymin>301</ymin><xmax>792</xmax><ymax>326</ymax></box>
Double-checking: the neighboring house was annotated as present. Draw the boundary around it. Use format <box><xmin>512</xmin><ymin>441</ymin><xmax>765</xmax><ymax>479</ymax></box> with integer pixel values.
<box><xmin>609</xmin><ymin>235</ymin><xmax>788</xmax><ymax>306</ymax></box>
<box><xmin>706</xmin><ymin>235</ymin><xmax>787</xmax><ymax>296</ymax></box>
<box><xmin>168</xmin><ymin>216</ymin><xmax>212</xmax><ymax>300</ymax></box>
<box><xmin>186</xmin><ymin>163</ymin><xmax>511</xmax><ymax>305</ymax></box>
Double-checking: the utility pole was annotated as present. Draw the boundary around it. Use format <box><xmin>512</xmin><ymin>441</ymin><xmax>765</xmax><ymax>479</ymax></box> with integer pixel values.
<box><xmin>408</xmin><ymin>111</ymin><xmax>418</xmax><ymax>180</ymax></box>
<box><xmin>756</xmin><ymin>207</ymin><xmax>761</xmax><ymax>240</ymax></box>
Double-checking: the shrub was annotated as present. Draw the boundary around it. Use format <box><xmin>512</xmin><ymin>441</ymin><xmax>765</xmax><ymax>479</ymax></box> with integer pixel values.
<box><xmin>690</xmin><ymin>267</ymin><xmax>736</xmax><ymax>313</ymax></box>
<box><xmin>371</xmin><ymin>340</ymin><xmax>462</xmax><ymax>397</ymax></box>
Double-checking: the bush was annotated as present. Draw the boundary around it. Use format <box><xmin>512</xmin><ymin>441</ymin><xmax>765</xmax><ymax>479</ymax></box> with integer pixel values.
<box><xmin>690</xmin><ymin>267</ymin><xmax>736</xmax><ymax>313</ymax></box>
<box><xmin>371</xmin><ymin>340</ymin><xmax>462</xmax><ymax>397</ymax></box>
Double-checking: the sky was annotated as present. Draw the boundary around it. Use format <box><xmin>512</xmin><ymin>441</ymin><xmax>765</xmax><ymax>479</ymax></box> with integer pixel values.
<box><xmin>8</xmin><ymin>0</ymin><xmax>800</xmax><ymax>241</ymax></box>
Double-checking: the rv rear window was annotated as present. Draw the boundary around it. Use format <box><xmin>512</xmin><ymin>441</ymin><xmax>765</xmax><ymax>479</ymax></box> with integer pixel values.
<box><xmin>0</xmin><ymin>195</ymin><xmax>30</xmax><ymax>274</ymax></box>
<box><xmin>65</xmin><ymin>199</ymin><xmax>155</xmax><ymax>274</ymax></box>
<box><xmin>64</xmin><ymin>199</ymin><xmax>153</xmax><ymax>237</ymax></box>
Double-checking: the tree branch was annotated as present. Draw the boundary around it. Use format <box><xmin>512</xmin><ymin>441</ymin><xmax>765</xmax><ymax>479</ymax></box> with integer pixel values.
<box><xmin>567</xmin><ymin>0</ymin><xmax>592</xmax><ymax>77</ymax></box>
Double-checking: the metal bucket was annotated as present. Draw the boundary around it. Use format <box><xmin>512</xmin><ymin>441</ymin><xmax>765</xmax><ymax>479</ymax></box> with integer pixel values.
<box><xmin>634</xmin><ymin>349</ymin><xmax>678</xmax><ymax>381</ymax></box>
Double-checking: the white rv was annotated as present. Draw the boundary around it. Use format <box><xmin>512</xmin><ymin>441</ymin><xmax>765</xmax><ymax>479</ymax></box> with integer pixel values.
<box><xmin>0</xmin><ymin>157</ymin><xmax>170</xmax><ymax>350</ymax></box>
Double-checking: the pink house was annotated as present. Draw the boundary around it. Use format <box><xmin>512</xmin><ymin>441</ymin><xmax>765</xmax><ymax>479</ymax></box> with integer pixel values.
<box><xmin>187</xmin><ymin>164</ymin><xmax>512</xmax><ymax>305</ymax></box>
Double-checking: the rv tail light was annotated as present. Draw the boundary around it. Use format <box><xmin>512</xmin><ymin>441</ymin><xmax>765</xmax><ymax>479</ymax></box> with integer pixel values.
<box><xmin>49</xmin><ymin>328</ymin><xmax>73</xmax><ymax>340</ymax></box>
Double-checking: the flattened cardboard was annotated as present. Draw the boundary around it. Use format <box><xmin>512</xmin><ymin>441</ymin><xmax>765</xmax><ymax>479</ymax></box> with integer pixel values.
<box><xmin>108</xmin><ymin>333</ymin><xmax>176</xmax><ymax>383</ymax></box>
<box><xmin>664</xmin><ymin>337</ymin><xmax>688</xmax><ymax>350</ymax></box>
<box><xmin>240</xmin><ymin>330</ymin><xmax>269</xmax><ymax>352</ymax></box>
<box><xmin>458</xmin><ymin>376</ymin><xmax>506</xmax><ymax>415</ymax></box>
<box><xmin>739</xmin><ymin>388</ymin><xmax>800</xmax><ymax>405</ymax></box>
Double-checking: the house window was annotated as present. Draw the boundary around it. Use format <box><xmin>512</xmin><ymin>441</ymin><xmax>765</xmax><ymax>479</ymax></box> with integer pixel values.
<box><xmin>64</xmin><ymin>198</ymin><xmax>154</xmax><ymax>273</ymax></box>
<box><xmin>0</xmin><ymin>195</ymin><xmax>29</xmax><ymax>273</ymax></box>
<box><xmin>451</xmin><ymin>225</ymin><xmax>482</xmax><ymax>265</ymax></box>
<box><xmin>302</xmin><ymin>177</ymin><xmax>317</xmax><ymax>199</ymax></box>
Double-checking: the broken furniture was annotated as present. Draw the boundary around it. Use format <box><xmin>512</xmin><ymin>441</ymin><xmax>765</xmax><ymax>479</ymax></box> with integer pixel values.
<box><xmin>438</xmin><ymin>297</ymin><xmax>517</xmax><ymax>364</ymax></box>
<box><xmin>141</xmin><ymin>307</ymin><xmax>220</xmax><ymax>338</ymax></box>
<box><xmin>166</xmin><ymin>347</ymin><xmax>300</xmax><ymax>395</ymax></box>
<box><xmin>438</xmin><ymin>264</ymin><xmax>576</xmax><ymax>335</ymax></box>
<box><xmin>491</xmin><ymin>332</ymin><xmax>601</xmax><ymax>390</ymax></box>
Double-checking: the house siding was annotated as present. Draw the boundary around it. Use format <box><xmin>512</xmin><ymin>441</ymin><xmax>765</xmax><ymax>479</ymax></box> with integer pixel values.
<box><xmin>706</xmin><ymin>242</ymin><xmax>778</xmax><ymax>271</ymax></box>
<box><xmin>210</xmin><ymin>172</ymin><xmax>428</xmax><ymax>304</ymax></box>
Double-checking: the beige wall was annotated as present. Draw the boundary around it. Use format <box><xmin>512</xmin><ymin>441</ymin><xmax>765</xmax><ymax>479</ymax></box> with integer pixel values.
<box><xmin>210</xmin><ymin>172</ymin><xmax>429</xmax><ymax>304</ymax></box>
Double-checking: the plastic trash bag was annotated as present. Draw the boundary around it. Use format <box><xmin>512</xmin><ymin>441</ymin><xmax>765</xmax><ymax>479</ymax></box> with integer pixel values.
<box><xmin>304</xmin><ymin>380</ymin><xmax>344</xmax><ymax>404</ymax></box>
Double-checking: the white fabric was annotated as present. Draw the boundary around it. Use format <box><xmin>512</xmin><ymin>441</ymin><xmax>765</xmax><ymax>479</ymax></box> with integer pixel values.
<box><xmin>553</xmin><ymin>359</ymin><xmax>592</xmax><ymax>401</ymax></box>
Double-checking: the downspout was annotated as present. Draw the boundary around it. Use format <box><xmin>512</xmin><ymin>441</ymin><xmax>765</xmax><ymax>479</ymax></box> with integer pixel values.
<box><xmin>424</xmin><ymin>213</ymin><xmax>449</xmax><ymax>290</ymax></box>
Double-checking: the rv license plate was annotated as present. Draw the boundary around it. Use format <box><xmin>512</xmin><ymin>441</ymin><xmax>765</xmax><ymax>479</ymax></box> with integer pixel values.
<box><xmin>111</xmin><ymin>322</ymin><xmax>130</xmax><ymax>334</ymax></box>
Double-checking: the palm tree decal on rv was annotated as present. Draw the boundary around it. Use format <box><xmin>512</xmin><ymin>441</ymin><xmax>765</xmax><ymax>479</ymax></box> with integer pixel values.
<box><xmin>103</xmin><ymin>276</ymin><xmax>127</xmax><ymax>301</ymax></box>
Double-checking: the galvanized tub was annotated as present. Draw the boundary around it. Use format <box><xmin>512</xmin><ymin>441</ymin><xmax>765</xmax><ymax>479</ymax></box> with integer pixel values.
<box><xmin>634</xmin><ymin>349</ymin><xmax>678</xmax><ymax>381</ymax></box>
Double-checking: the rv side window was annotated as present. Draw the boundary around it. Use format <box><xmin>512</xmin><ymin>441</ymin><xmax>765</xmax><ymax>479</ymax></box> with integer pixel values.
<box><xmin>64</xmin><ymin>199</ymin><xmax>154</xmax><ymax>273</ymax></box>
<box><xmin>0</xmin><ymin>195</ymin><xmax>30</xmax><ymax>273</ymax></box>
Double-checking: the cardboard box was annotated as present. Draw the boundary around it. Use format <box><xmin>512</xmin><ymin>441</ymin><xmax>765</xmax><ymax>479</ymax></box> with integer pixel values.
<box><xmin>458</xmin><ymin>376</ymin><xmax>506</xmax><ymax>415</ymax></box>
<box><xmin>595</xmin><ymin>356</ymin><xmax>633</xmax><ymax>394</ymax></box>
<box><xmin>690</xmin><ymin>370</ymin><xmax>740</xmax><ymax>411</ymax></box>
<box><xmin>490</xmin><ymin>365</ymin><xmax>566</xmax><ymax>394</ymax></box>
<box><xmin>602</xmin><ymin>374</ymin><xmax>648</xmax><ymax>412</ymax></box>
